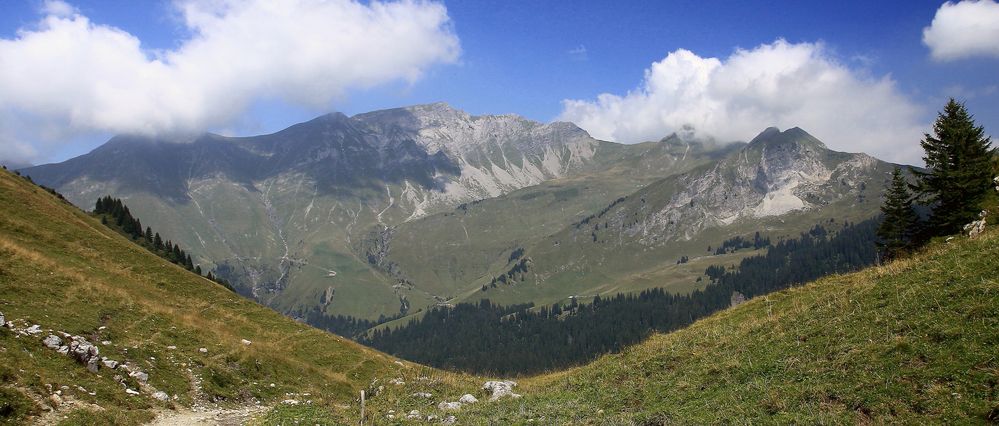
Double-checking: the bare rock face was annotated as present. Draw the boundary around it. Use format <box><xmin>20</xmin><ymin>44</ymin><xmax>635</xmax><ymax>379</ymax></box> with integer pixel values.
<box><xmin>482</xmin><ymin>380</ymin><xmax>521</xmax><ymax>400</ymax></box>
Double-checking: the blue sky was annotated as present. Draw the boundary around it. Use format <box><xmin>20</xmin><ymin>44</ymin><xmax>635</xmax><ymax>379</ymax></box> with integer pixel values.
<box><xmin>0</xmin><ymin>0</ymin><xmax>997</xmax><ymax>166</ymax></box>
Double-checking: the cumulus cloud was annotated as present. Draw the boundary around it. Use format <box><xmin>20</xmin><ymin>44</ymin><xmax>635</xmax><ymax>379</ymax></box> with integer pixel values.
<box><xmin>0</xmin><ymin>0</ymin><xmax>459</xmax><ymax>162</ymax></box>
<box><xmin>559</xmin><ymin>39</ymin><xmax>927</xmax><ymax>165</ymax></box>
<box><xmin>923</xmin><ymin>0</ymin><xmax>999</xmax><ymax>61</ymax></box>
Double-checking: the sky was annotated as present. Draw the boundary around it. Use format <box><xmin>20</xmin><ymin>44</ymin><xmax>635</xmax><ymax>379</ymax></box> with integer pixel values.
<box><xmin>0</xmin><ymin>0</ymin><xmax>997</xmax><ymax>167</ymax></box>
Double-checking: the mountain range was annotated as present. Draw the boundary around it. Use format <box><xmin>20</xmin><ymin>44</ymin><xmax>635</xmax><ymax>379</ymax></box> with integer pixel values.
<box><xmin>23</xmin><ymin>103</ymin><xmax>896</xmax><ymax>323</ymax></box>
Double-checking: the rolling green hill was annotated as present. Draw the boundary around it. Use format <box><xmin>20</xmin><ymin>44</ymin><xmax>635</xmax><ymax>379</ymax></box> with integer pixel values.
<box><xmin>0</xmin><ymin>168</ymin><xmax>406</xmax><ymax>424</ymax></box>
<box><xmin>3</xmin><ymin>161</ymin><xmax>998</xmax><ymax>424</ymax></box>
<box><xmin>271</xmin><ymin>223</ymin><xmax>999</xmax><ymax>425</ymax></box>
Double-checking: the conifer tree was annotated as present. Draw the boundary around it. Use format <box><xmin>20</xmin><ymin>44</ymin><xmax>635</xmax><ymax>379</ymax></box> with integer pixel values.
<box><xmin>914</xmin><ymin>99</ymin><xmax>995</xmax><ymax>236</ymax></box>
<box><xmin>877</xmin><ymin>168</ymin><xmax>919</xmax><ymax>259</ymax></box>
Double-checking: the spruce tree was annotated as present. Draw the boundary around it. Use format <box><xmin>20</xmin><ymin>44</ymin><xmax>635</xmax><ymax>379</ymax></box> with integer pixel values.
<box><xmin>877</xmin><ymin>168</ymin><xmax>919</xmax><ymax>259</ymax></box>
<box><xmin>914</xmin><ymin>99</ymin><xmax>995</xmax><ymax>236</ymax></box>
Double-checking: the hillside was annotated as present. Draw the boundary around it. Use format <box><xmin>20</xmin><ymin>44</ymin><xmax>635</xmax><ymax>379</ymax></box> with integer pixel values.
<box><xmin>0</xmin><ymin>168</ymin><xmax>409</xmax><ymax>424</ymax></box>
<box><xmin>269</xmin><ymin>226</ymin><xmax>999</xmax><ymax>424</ymax></box>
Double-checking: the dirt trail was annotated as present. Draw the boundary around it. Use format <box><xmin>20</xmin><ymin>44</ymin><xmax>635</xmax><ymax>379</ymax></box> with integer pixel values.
<box><xmin>147</xmin><ymin>405</ymin><xmax>269</xmax><ymax>426</ymax></box>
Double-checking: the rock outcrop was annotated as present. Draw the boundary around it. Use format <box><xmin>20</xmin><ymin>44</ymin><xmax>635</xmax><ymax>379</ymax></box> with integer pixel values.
<box><xmin>482</xmin><ymin>380</ymin><xmax>521</xmax><ymax>400</ymax></box>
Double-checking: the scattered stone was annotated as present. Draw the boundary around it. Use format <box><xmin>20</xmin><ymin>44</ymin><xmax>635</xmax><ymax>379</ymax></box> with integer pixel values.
<box><xmin>427</xmin><ymin>414</ymin><xmax>438</xmax><ymax>421</ymax></box>
<box><xmin>152</xmin><ymin>391</ymin><xmax>169</xmax><ymax>401</ymax></box>
<box><xmin>389</xmin><ymin>377</ymin><xmax>405</xmax><ymax>386</ymax></box>
<box><xmin>199</xmin><ymin>348</ymin><xmax>208</xmax><ymax>354</ymax></box>
<box><xmin>48</xmin><ymin>393</ymin><xmax>63</xmax><ymax>407</ymax></box>
<box><xmin>25</xmin><ymin>324</ymin><xmax>43</xmax><ymax>335</ymax></box>
<box><xmin>0</xmin><ymin>312</ymin><xmax>4</xmax><ymax>326</ymax></box>
<box><xmin>458</xmin><ymin>394</ymin><xmax>478</xmax><ymax>404</ymax></box>
<box><xmin>241</xmin><ymin>339</ymin><xmax>252</xmax><ymax>346</ymax></box>
<box><xmin>166</xmin><ymin>345</ymin><xmax>177</xmax><ymax>350</ymax></box>
<box><xmin>385</xmin><ymin>414</ymin><xmax>395</xmax><ymax>420</ymax></box>
<box><xmin>125</xmin><ymin>388</ymin><xmax>140</xmax><ymax>395</ymax></box>
<box><xmin>482</xmin><ymin>380</ymin><xmax>521</xmax><ymax>400</ymax></box>
<box><xmin>102</xmin><ymin>358</ymin><xmax>119</xmax><ymax>369</ymax></box>
<box><xmin>406</xmin><ymin>410</ymin><xmax>422</xmax><ymax>420</ymax></box>
<box><xmin>442</xmin><ymin>415</ymin><xmax>457</xmax><ymax>425</ymax></box>
<box><xmin>412</xmin><ymin>392</ymin><xmax>433</xmax><ymax>399</ymax></box>
<box><xmin>101</xmin><ymin>341</ymin><xmax>111</xmax><ymax>346</ymax></box>
<box><xmin>438</xmin><ymin>401</ymin><xmax>461</xmax><ymax>411</ymax></box>
<box><xmin>68</xmin><ymin>336</ymin><xmax>101</xmax><ymax>372</ymax></box>
<box><xmin>43</xmin><ymin>334</ymin><xmax>63</xmax><ymax>349</ymax></box>
<box><xmin>128</xmin><ymin>370</ymin><xmax>149</xmax><ymax>383</ymax></box>
<box><xmin>281</xmin><ymin>399</ymin><xmax>301</xmax><ymax>406</ymax></box>
<box><xmin>56</xmin><ymin>346</ymin><xmax>69</xmax><ymax>355</ymax></box>
<box><xmin>964</xmin><ymin>210</ymin><xmax>988</xmax><ymax>238</ymax></box>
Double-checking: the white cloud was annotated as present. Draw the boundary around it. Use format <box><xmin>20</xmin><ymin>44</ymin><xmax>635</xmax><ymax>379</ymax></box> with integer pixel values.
<box><xmin>559</xmin><ymin>39</ymin><xmax>927</xmax><ymax>165</ymax></box>
<box><xmin>0</xmin><ymin>0</ymin><xmax>459</xmax><ymax>162</ymax></box>
<box><xmin>568</xmin><ymin>45</ymin><xmax>587</xmax><ymax>61</ymax></box>
<box><xmin>923</xmin><ymin>0</ymin><xmax>999</xmax><ymax>61</ymax></box>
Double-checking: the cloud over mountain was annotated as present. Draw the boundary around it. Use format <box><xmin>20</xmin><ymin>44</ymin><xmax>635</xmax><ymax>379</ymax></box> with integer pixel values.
<box><xmin>923</xmin><ymin>0</ymin><xmax>999</xmax><ymax>61</ymax></box>
<box><xmin>559</xmin><ymin>39</ymin><xmax>927</xmax><ymax>165</ymax></box>
<box><xmin>0</xmin><ymin>0</ymin><xmax>460</xmax><ymax>163</ymax></box>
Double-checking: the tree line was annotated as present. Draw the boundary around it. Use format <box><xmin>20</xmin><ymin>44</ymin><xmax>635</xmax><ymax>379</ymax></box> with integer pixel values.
<box><xmin>360</xmin><ymin>219</ymin><xmax>879</xmax><ymax>375</ymax></box>
<box><xmin>878</xmin><ymin>99</ymin><xmax>997</xmax><ymax>259</ymax></box>
<box><xmin>93</xmin><ymin>196</ymin><xmax>234</xmax><ymax>291</ymax></box>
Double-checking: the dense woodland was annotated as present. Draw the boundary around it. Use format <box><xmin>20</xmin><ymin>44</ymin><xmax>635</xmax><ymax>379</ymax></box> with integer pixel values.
<box><xmin>360</xmin><ymin>218</ymin><xmax>880</xmax><ymax>375</ymax></box>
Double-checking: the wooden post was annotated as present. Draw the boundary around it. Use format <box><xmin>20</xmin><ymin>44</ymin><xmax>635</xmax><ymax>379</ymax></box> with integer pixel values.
<box><xmin>360</xmin><ymin>390</ymin><xmax>366</xmax><ymax>425</ymax></box>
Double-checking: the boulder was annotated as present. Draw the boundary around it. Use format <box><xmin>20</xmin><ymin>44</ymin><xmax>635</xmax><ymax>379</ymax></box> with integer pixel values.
<box><xmin>56</xmin><ymin>346</ymin><xmax>69</xmax><ymax>355</ymax></box>
<box><xmin>438</xmin><ymin>401</ymin><xmax>461</xmax><ymax>411</ymax></box>
<box><xmin>458</xmin><ymin>394</ymin><xmax>478</xmax><ymax>404</ymax></box>
<box><xmin>102</xmin><ymin>358</ymin><xmax>119</xmax><ymax>369</ymax></box>
<box><xmin>42</xmin><ymin>334</ymin><xmax>63</xmax><ymax>349</ymax></box>
<box><xmin>482</xmin><ymin>380</ymin><xmax>521</xmax><ymax>400</ymax></box>
<box><xmin>152</xmin><ymin>391</ymin><xmax>170</xmax><ymax>401</ymax></box>
<box><xmin>68</xmin><ymin>336</ymin><xmax>100</xmax><ymax>372</ymax></box>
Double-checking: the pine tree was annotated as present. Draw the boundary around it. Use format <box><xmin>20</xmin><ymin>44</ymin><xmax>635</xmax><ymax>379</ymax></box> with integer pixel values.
<box><xmin>914</xmin><ymin>99</ymin><xmax>995</xmax><ymax>236</ymax></box>
<box><xmin>877</xmin><ymin>168</ymin><xmax>919</xmax><ymax>259</ymax></box>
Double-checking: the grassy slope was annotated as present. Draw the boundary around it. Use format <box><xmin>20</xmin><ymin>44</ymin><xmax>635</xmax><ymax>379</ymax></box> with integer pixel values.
<box><xmin>272</xmin><ymin>227</ymin><xmax>999</xmax><ymax>424</ymax></box>
<box><xmin>0</xmin><ymin>169</ymin><xmax>407</xmax><ymax>424</ymax></box>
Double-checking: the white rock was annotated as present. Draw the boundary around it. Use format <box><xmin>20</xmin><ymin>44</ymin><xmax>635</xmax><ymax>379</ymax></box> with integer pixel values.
<box><xmin>482</xmin><ymin>380</ymin><xmax>520</xmax><ymax>400</ymax></box>
<box><xmin>240</xmin><ymin>339</ymin><xmax>252</xmax><ymax>346</ymax></box>
<box><xmin>281</xmin><ymin>399</ymin><xmax>299</xmax><ymax>405</ymax></box>
<box><xmin>49</xmin><ymin>393</ymin><xmax>63</xmax><ymax>407</ymax></box>
<box><xmin>125</xmin><ymin>388</ymin><xmax>140</xmax><ymax>395</ymax></box>
<box><xmin>198</xmin><ymin>348</ymin><xmax>208</xmax><ymax>353</ymax></box>
<box><xmin>56</xmin><ymin>346</ymin><xmax>69</xmax><ymax>355</ymax></box>
<box><xmin>442</xmin><ymin>415</ymin><xmax>457</xmax><ymax>425</ymax></box>
<box><xmin>389</xmin><ymin>377</ymin><xmax>405</xmax><ymax>386</ymax></box>
<box><xmin>438</xmin><ymin>401</ymin><xmax>461</xmax><ymax>411</ymax></box>
<box><xmin>458</xmin><ymin>394</ymin><xmax>478</xmax><ymax>404</ymax></box>
<box><xmin>42</xmin><ymin>334</ymin><xmax>63</xmax><ymax>349</ymax></box>
<box><xmin>406</xmin><ymin>410</ymin><xmax>422</xmax><ymax>420</ymax></box>
<box><xmin>152</xmin><ymin>391</ymin><xmax>169</xmax><ymax>401</ymax></box>
<box><xmin>412</xmin><ymin>392</ymin><xmax>432</xmax><ymax>398</ymax></box>
<box><xmin>25</xmin><ymin>324</ymin><xmax>42</xmax><ymax>335</ymax></box>
<box><xmin>166</xmin><ymin>345</ymin><xmax>177</xmax><ymax>350</ymax></box>
<box><xmin>102</xmin><ymin>358</ymin><xmax>119</xmax><ymax>369</ymax></box>
<box><xmin>129</xmin><ymin>370</ymin><xmax>149</xmax><ymax>383</ymax></box>
<box><xmin>0</xmin><ymin>312</ymin><xmax>4</xmax><ymax>326</ymax></box>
